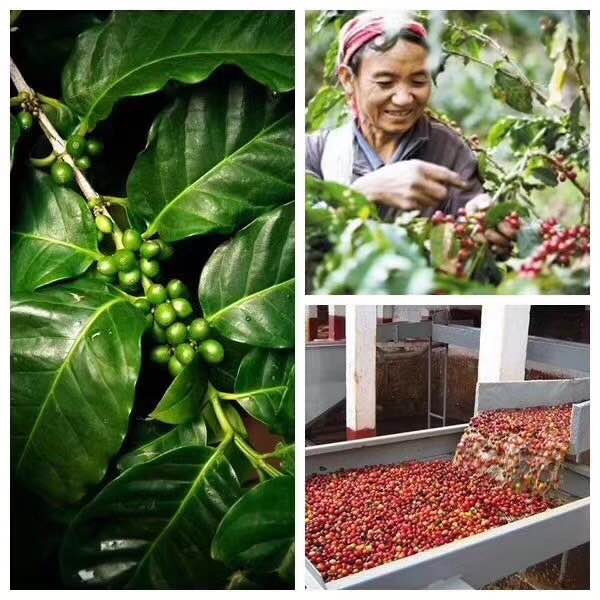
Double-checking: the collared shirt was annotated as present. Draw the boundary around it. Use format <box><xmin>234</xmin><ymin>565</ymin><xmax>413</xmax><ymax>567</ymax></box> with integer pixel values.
<box><xmin>306</xmin><ymin>116</ymin><xmax>484</xmax><ymax>218</ymax></box>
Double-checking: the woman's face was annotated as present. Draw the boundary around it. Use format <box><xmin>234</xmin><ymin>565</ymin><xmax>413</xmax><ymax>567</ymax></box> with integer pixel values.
<box><xmin>341</xmin><ymin>38</ymin><xmax>432</xmax><ymax>136</ymax></box>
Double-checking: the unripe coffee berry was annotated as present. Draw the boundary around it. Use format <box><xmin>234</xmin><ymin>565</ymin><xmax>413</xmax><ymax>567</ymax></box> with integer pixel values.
<box><xmin>189</xmin><ymin>318</ymin><xmax>211</xmax><ymax>342</ymax></box>
<box><xmin>66</xmin><ymin>135</ymin><xmax>86</xmax><ymax>158</ymax></box>
<box><xmin>113</xmin><ymin>249</ymin><xmax>137</xmax><ymax>272</ymax></box>
<box><xmin>154</xmin><ymin>303</ymin><xmax>177</xmax><ymax>328</ymax></box>
<box><xmin>168</xmin><ymin>356</ymin><xmax>184</xmax><ymax>378</ymax></box>
<box><xmin>122</xmin><ymin>229</ymin><xmax>143</xmax><ymax>251</ymax></box>
<box><xmin>151</xmin><ymin>345</ymin><xmax>171</xmax><ymax>364</ymax></box>
<box><xmin>175</xmin><ymin>343</ymin><xmax>196</xmax><ymax>365</ymax></box>
<box><xmin>95</xmin><ymin>214</ymin><xmax>113</xmax><ymax>234</ymax></box>
<box><xmin>166</xmin><ymin>322</ymin><xmax>188</xmax><ymax>346</ymax></box>
<box><xmin>140</xmin><ymin>240</ymin><xmax>161</xmax><ymax>259</ymax></box>
<box><xmin>167</xmin><ymin>279</ymin><xmax>187</xmax><ymax>299</ymax></box>
<box><xmin>140</xmin><ymin>258</ymin><xmax>161</xmax><ymax>279</ymax></box>
<box><xmin>172</xmin><ymin>297</ymin><xmax>193</xmax><ymax>319</ymax></box>
<box><xmin>146</xmin><ymin>283</ymin><xmax>168</xmax><ymax>305</ymax></box>
<box><xmin>199</xmin><ymin>339</ymin><xmax>225</xmax><ymax>364</ymax></box>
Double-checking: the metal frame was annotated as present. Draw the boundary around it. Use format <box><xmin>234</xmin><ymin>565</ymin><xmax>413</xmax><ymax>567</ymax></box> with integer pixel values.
<box><xmin>305</xmin><ymin>426</ymin><xmax>590</xmax><ymax>590</ymax></box>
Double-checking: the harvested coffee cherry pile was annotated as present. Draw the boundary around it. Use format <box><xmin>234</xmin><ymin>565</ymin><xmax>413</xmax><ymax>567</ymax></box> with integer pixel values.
<box><xmin>306</xmin><ymin>461</ymin><xmax>554</xmax><ymax>582</ymax></box>
<box><xmin>454</xmin><ymin>404</ymin><xmax>572</xmax><ymax>496</ymax></box>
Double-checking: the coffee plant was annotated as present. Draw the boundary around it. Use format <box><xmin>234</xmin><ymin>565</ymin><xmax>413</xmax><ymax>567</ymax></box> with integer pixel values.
<box><xmin>10</xmin><ymin>11</ymin><xmax>294</xmax><ymax>589</ymax></box>
<box><xmin>305</xmin><ymin>11</ymin><xmax>589</xmax><ymax>294</ymax></box>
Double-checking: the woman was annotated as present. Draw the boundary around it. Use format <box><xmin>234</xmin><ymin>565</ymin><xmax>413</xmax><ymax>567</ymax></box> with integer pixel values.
<box><xmin>306</xmin><ymin>12</ymin><xmax>515</xmax><ymax>253</ymax></box>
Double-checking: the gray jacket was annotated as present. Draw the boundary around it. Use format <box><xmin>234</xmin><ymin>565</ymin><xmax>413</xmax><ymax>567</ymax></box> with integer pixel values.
<box><xmin>306</xmin><ymin>116</ymin><xmax>484</xmax><ymax>218</ymax></box>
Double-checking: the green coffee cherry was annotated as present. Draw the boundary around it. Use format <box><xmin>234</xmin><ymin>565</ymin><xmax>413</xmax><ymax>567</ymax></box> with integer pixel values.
<box><xmin>86</xmin><ymin>138</ymin><xmax>104</xmax><ymax>156</ymax></box>
<box><xmin>166</xmin><ymin>322</ymin><xmax>187</xmax><ymax>346</ymax></box>
<box><xmin>146</xmin><ymin>283</ymin><xmax>168</xmax><ymax>305</ymax></box>
<box><xmin>157</xmin><ymin>240</ymin><xmax>175</xmax><ymax>261</ymax></box>
<box><xmin>199</xmin><ymin>339</ymin><xmax>225</xmax><ymax>364</ymax></box>
<box><xmin>140</xmin><ymin>240</ymin><xmax>161</xmax><ymax>259</ymax></box>
<box><xmin>189</xmin><ymin>318</ymin><xmax>211</xmax><ymax>342</ymax></box>
<box><xmin>175</xmin><ymin>343</ymin><xmax>196</xmax><ymax>365</ymax></box>
<box><xmin>113</xmin><ymin>249</ymin><xmax>137</xmax><ymax>272</ymax></box>
<box><xmin>167</xmin><ymin>279</ymin><xmax>187</xmax><ymax>299</ymax></box>
<box><xmin>95</xmin><ymin>214</ymin><xmax>113</xmax><ymax>234</ymax></box>
<box><xmin>75</xmin><ymin>155</ymin><xmax>91</xmax><ymax>171</ymax></box>
<box><xmin>51</xmin><ymin>160</ymin><xmax>74</xmax><ymax>185</ymax></box>
<box><xmin>118</xmin><ymin>268</ymin><xmax>141</xmax><ymax>289</ymax></box>
<box><xmin>122</xmin><ymin>229</ymin><xmax>143</xmax><ymax>251</ymax></box>
<box><xmin>96</xmin><ymin>256</ymin><xmax>118</xmax><ymax>277</ymax></box>
<box><xmin>154</xmin><ymin>302</ymin><xmax>177</xmax><ymax>328</ymax></box>
<box><xmin>171</xmin><ymin>297</ymin><xmax>193</xmax><ymax>319</ymax></box>
<box><xmin>151</xmin><ymin>345</ymin><xmax>171</xmax><ymax>364</ymax></box>
<box><xmin>152</xmin><ymin>321</ymin><xmax>168</xmax><ymax>343</ymax></box>
<box><xmin>133</xmin><ymin>297</ymin><xmax>152</xmax><ymax>313</ymax></box>
<box><xmin>66</xmin><ymin>135</ymin><xmax>86</xmax><ymax>158</ymax></box>
<box><xmin>140</xmin><ymin>257</ymin><xmax>160</xmax><ymax>279</ymax></box>
<box><xmin>17</xmin><ymin>111</ymin><xmax>33</xmax><ymax>131</ymax></box>
<box><xmin>168</xmin><ymin>356</ymin><xmax>185</xmax><ymax>378</ymax></box>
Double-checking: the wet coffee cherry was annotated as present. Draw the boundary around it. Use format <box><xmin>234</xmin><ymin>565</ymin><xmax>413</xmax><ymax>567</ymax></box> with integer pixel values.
<box><xmin>166</xmin><ymin>322</ymin><xmax>187</xmax><ymax>346</ymax></box>
<box><xmin>168</xmin><ymin>355</ymin><xmax>185</xmax><ymax>378</ymax></box>
<box><xmin>151</xmin><ymin>345</ymin><xmax>171</xmax><ymax>364</ymax></box>
<box><xmin>140</xmin><ymin>257</ymin><xmax>161</xmax><ymax>279</ymax></box>
<box><xmin>51</xmin><ymin>160</ymin><xmax>74</xmax><ymax>185</ymax></box>
<box><xmin>122</xmin><ymin>229</ymin><xmax>142</xmax><ymax>251</ymax></box>
<box><xmin>154</xmin><ymin>302</ymin><xmax>177</xmax><ymax>328</ymax></box>
<box><xmin>167</xmin><ymin>279</ymin><xmax>187</xmax><ymax>299</ymax></box>
<box><xmin>171</xmin><ymin>297</ymin><xmax>193</xmax><ymax>319</ymax></box>
<box><xmin>175</xmin><ymin>343</ymin><xmax>196</xmax><ymax>365</ymax></box>
<box><xmin>95</xmin><ymin>214</ymin><xmax>113</xmax><ymax>234</ymax></box>
<box><xmin>96</xmin><ymin>256</ymin><xmax>118</xmax><ymax>277</ymax></box>
<box><xmin>199</xmin><ymin>339</ymin><xmax>225</xmax><ymax>364</ymax></box>
<box><xmin>66</xmin><ymin>135</ymin><xmax>86</xmax><ymax>158</ymax></box>
<box><xmin>140</xmin><ymin>240</ymin><xmax>161</xmax><ymax>259</ymax></box>
<box><xmin>113</xmin><ymin>249</ymin><xmax>137</xmax><ymax>272</ymax></box>
<box><xmin>188</xmin><ymin>318</ymin><xmax>210</xmax><ymax>342</ymax></box>
<box><xmin>146</xmin><ymin>283</ymin><xmax>168</xmax><ymax>305</ymax></box>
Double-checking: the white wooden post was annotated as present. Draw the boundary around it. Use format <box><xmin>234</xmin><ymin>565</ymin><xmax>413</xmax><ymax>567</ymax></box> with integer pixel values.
<box><xmin>478</xmin><ymin>305</ymin><xmax>530</xmax><ymax>383</ymax></box>
<box><xmin>328</xmin><ymin>305</ymin><xmax>346</xmax><ymax>340</ymax></box>
<box><xmin>346</xmin><ymin>305</ymin><xmax>377</xmax><ymax>439</ymax></box>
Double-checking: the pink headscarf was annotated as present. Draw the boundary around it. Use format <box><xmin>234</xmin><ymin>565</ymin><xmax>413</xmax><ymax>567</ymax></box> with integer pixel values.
<box><xmin>338</xmin><ymin>14</ymin><xmax>428</xmax><ymax>68</ymax></box>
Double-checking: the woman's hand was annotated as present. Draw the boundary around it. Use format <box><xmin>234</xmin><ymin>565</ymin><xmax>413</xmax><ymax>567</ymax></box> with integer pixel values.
<box><xmin>352</xmin><ymin>159</ymin><xmax>467</xmax><ymax>210</ymax></box>
<box><xmin>465</xmin><ymin>193</ymin><xmax>519</xmax><ymax>258</ymax></box>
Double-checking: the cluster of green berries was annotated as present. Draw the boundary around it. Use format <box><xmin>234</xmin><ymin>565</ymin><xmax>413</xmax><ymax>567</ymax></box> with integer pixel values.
<box><xmin>141</xmin><ymin>280</ymin><xmax>225</xmax><ymax>377</ymax></box>
<box><xmin>50</xmin><ymin>135</ymin><xmax>104</xmax><ymax>186</ymax></box>
<box><xmin>15</xmin><ymin>92</ymin><xmax>40</xmax><ymax>131</ymax></box>
<box><xmin>96</xmin><ymin>227</ymin><xmax>173</xmax><ymax>291</ymax></box>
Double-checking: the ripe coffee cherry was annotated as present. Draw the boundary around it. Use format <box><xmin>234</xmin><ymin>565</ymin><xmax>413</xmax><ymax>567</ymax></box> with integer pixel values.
<box><xmin>95</xmin><ymin>214</ymin><xmax>113</xmax><ymax>234</ymax></box>
<box><xmin>113</xmin><ymin>249</ymin><xmax>137</xmax><ymax>272</ymax></box>
<box><xmin>122</xmin><ymin>229</ymin><xmax>143</xmax><ymax>251</ymax></box>
<box><xmin>175</xmin><ymin>343</ymin><xmax>196</xmax><ymax>365</ymax></box>
<box><xmin>167</xmin><ymin>279</ymin><xmax>187</xmax><ymax>299</ymax></box>
<box><xmin>75</xmin><ymin>155</ymin><xmax>91</xmax><ymax>171</ymax></box>
<box><xmin>96</xmin><ymin>256</ymin><xmax>118</xmax><ymax>277</ymax></box>
<box><xmin>140</xmin><ymin>240</ymin><xmax>161</xmax><ymax>259</ymax></box>
<box><xmin>155</xmin><ymin>302</ymin><xmax>177</xmax><ymax>328</ymax></box>
<box><xmin>66</xmin><ymin>135</ymin><xmax>86</xmax><ymax>158</ymax></box>
<box><xmin>199</xmin><ymin>339</ymin><xmax>225</xmax><ymax>364</ymax></box>
<box><xmin>86</xmin><ymin>138</ymin><xmax>104</xmax><ymax>156</ymax></box>
<box><xmin>150</xmin><ymin>345</ymin><xmax>171</xmax><ymax>365</ymax></box>
<box><xmin>189</xmin><ymin>318</ymin><xmax>211</xmax><ymax>342</ymax></box>
<box><xmin>168</xmin><ymin>355</ymin><xmax>184</xmax><ymax>377</ymax></box>
<box><xmin>51</xmin><ymin>160</ymin><xmax>74</xmax><ymax>185</ymax></box>
<box><xmin>17</xmin><ymin>110</ymin><xmax>34</xmax><ymax>130</ymax></box>
<box><xmin>172</xmin><ymin>297</ymin><xmax>193</xmax><ymax>319</ymax></box>
<box><xmin>140</xmin><ymin>257</ymin><xmax>161</xmax><ymax>279</ymax></box>
<box><xmin>166</xmin><ymin>322</ymin><xmax>187</xmax><ymax>346</ymax></box>
<box><xmin>146</xmin><ymin>283</ymin><xmax>168</xmax><ymax>305</ymax></box>
<box><xmin>118</xmin><ymin>268</ymin><xmax>141</xmax><ymax>289</ymax></box>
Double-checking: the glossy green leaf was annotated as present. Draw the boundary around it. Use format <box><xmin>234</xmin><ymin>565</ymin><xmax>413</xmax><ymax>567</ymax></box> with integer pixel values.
<box><xmin>128</xmin><ymin>75</ymin><xmax>294</xmax><ymax>241</ymax></box>
<box><xmin>149</xmin><ymin>355</ymin><xmax>208</xmax><ymax>425</ymax></box>
<box><xmin>11</xmin><ymin>278</ymin><xmax>147</xmax><ymax>504</ymax></box>
<box><xmin>306</xmin><ymin>85</ymin><xmax>349</xmax><ymax>133</ymax></box>
<box><xmin>234</xmin><ymin>348</ymin><xmax>294</xmax><ymax>441</ymax></box>
<box><xmin>212</xmin><ymin>475</ymin><xmax>294</xmax><ymax>582</ymax></box>
<box><xmin>61</xmin><ymin>444</ymin><xmax>242</xmax><ymax>588</ymax></box>
<box><xmin>199</xmin><ymin>203</ymin><xmax>294</xmax><ymax>348</ymax></box>
<box><xmin>62</xmin><ymin>11</ymin><xmax>294</xmax><ymax>131</ymax></box>
<box><xmin>11</xmin><ymin>170</ymin><xmax>101</xmax><ymax>293</ymax></box>
<box><xmin>40</xmin><ymin>95</ymin><xmax>78</xmax><ymax>137</ymax></box>
<box><xmin>492</xmin><ymin>67</ymin><xmax>533</xmax><ymax>113</ymax></box>
<box><xmin>117</xmin><ymin>419</ymin><xmax>207</xmax><ymax>471</ymax></box>
<box><xmin>271</xmin><ymin>443</ymin><xmax>294</xmax><ymax>476</ymax></box>
<box><xmin>208</xmin><ymin>336</ymin><xmax>251</xmax><ymax>393</ymax></box>
<box><xmin>10</xmin><ymin>114</ymin><xmax>20</xmax><ymax>168</ymax></box>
